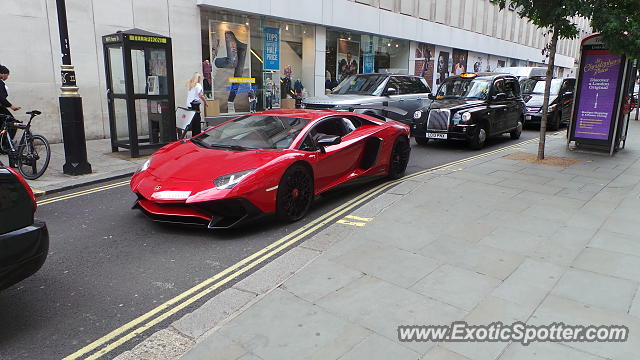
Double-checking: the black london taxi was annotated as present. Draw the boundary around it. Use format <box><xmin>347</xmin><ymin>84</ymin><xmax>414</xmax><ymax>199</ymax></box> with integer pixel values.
<box><xmin>411</xmin><ymin>73</ymin><xmax>526</xmax><ymax>149</ymax></box>
<box><xmin>520</xmin><ymin>76</ymin><xmax>576</xmax><ymax>130</ymax></box>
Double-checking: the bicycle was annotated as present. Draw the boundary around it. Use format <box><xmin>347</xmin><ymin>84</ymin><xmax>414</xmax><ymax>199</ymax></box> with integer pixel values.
<box><xmin>0</xmin><ymin>110</ymin><xmax>51</xmax><ymax>180</ymax></box>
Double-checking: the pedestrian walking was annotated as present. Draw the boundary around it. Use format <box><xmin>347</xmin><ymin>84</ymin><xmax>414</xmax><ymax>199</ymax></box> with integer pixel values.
<box><xmin>0</xmin><ymin>65</ymin><xmax>19</xmax><ymax>142</ymax></box>
<box><xmin>248</xmin><ymin>87</ymin><xmax>257</xmax><ymax>113</ymax></box>
<box><xmin>186</xmin><ymin>72</ymin><xmax>206</xmax><ymax>137</ymax></box>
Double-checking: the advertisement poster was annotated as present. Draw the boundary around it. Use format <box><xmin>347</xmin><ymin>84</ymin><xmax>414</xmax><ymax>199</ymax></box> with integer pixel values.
<box><xmin>337</xmin><ymin>39</ymin><xmax>360</xmax><ymax>82</ymax></box>
<box><xmin>414</xmin><ymin>42</ymin><xmax>435</xmax><ymax>90</ymax></box>
<box><xmin>467</xmin><ymin>51</ymin><xmax>488</xmax><ymax>73</ymax></box>
<box><xmin>209</xmin><ymin>20</ymin><xmax>251</xmax><ymax>113</ymax></box>
<box><xmin>362</xmin><ymin>40</ymin><xmax>375</xmax><ymax>74</ymax></box>
<box><xmin>262</xmin><ymin>72</ymin><xmax>281</xmax><ymax>110</ymax></box>
<box><xmin>452</xmin><ymin>49</ymin><xmax>468</xmax><ymax>75</ymax></box>
<box><xmin>263</xmin><ymin>27</ymin><xmax>280</xmax><ymax>71</ymax></box>
<box><xmin>573</xmin><ymin>51</ymin><xmax>623</xmax><ymax>140</ymax></box>
<box><xmin>435</xmin><ymin>49</ymin><xmax>450</xmax><ymax>86</ymax></box>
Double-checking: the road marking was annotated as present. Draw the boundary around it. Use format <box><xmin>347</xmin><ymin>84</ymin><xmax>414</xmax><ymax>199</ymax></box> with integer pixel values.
<box><xmin>337</xmin><ymin>219</ymin><xmax>367</xmax><ymax>227</ymax></box>
<box><xmin>344</xmin><ymin>215</ymin><xmax>372</xmax><ymax>222</ymax></box>
<box><xmin>61</xmin><ymin>135</ymin><xmax>543</xmax><ymax>360</ymax></box>
<box><xmin>37</xmin><ymin>180</ymin><xmax>130</xmax><ymax>206</ymax></box>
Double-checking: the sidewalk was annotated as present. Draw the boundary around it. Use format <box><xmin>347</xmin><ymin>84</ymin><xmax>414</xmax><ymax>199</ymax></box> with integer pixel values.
<box><xmin>0</xmin><ymin>138</ymin><xmax>146</xmax><ymax>195</ymax></box>
<box><xmin>112</xmin><ymin>117</ymin><xmax>640</xmax><ymax>360</ymax></box>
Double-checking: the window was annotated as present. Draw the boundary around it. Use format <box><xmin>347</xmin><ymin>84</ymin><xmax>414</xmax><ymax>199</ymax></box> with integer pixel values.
<box><xmin>493</xmin><ymin>79</ymin><xmax>506</xmax><ymax>95</ymax></box>
<box><xmin>395</xmin><ymin>76</ymin><xmax>431</xmax><ymax>94</ymax></box>
<box><xmin>342</xmin><ymin>116</ymin><xmax>362</xmax><ymax>135</ymax></box>
<box><xmin>504</xmin><ymin>78</ymin><xmax>520</xmax><ymax>97</ymax></box>
<box><xmin>194</xmin><ymin>115</ymin><xmax>309</xmax><ymax>150</ymax></box>
<box><xmin>310</xmin><ymin>118</ymin><xmax>347</xmax><ymax>139</ymax></box>
<box><xmin>561</xmin><ymin>79</ymin><xmax>576</xmax><ymax>94</ymax></box>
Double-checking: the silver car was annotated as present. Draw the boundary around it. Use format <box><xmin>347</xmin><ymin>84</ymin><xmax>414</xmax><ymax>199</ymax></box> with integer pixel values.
<box><xmin>302</xmin><ymin>74</ymin><xmax>432</xmax><ymax>124</ymax></box>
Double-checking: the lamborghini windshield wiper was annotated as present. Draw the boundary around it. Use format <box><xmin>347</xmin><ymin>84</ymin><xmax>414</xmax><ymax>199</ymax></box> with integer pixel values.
<box><xmin>208</xmin><ymin>144</ymin><xmax>255</xmax><ymax>151</ymax></box>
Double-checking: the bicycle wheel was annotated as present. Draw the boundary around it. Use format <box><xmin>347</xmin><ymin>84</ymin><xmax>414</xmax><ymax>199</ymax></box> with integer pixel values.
<box><xmin>18</xmin><ymin>134</ymin><xmax>51</xmax><ymax>180</ymax></box>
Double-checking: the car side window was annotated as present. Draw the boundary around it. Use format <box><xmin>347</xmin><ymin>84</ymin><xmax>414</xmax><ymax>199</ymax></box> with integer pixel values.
<box><xmin>561</xmin><ymin>79</ymin><xmax>576</xmax><ymax>94</ymax></box>
<box><xmin>386</xmin><ymin>77</ymin><xmax>401</xmax><ymax>95</ymax></box>
<box><xmin>416</xmin><ymin>78</ymin><xmax>431</xmax><ymax>93</ymax></box>
<box><xmin>342</xmin><ymin>116</ymin><xmax>362</xmax><ymax>135</ymax></box>
<box><xmin>299</xmin><ymin>134</ymin><xmax>317</xmax><ymax>152</ymax></box>
<box><xmin>493</xmin><ymin>79</ymin><xmax>506</xmax><ymax>95</ymax></box>
<box><xmin>310</xmin><ymin>118</ymin><xmax>347</xmax><ymax>139</ymax></box>
<box><xmin>503</xmin><ymin>79</ymin><xmax>518</xmax><ymax>98</ymax></box>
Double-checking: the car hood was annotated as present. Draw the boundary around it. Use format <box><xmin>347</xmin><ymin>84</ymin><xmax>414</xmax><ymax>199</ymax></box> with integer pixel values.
<box><xmin>524</xmin><ymin>93</ymin><xmax>558</xmax><ymax>107</ymax></box>
<box><xmin>146</xmin><ymin>141</ymin><xmax>285</xmax><ymax>183</ymax></box>
<box><xmin>428</xmin><ymin>98</ymin><xmax>485</xmax><ymax>111</ymax></box>
<box><xmin>303</xmin><ymin>94</ymin><xmax>379</xmax><ymax>106</ymax></box>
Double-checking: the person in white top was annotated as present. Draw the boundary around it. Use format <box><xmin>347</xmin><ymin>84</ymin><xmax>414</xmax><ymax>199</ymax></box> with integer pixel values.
<box><xmin>186</xmin><ymin>72</ymin><xmax>207</xmax><ymax>136</ymax></box>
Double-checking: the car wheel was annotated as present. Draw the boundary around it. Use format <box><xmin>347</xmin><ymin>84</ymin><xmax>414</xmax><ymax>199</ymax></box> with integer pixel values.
<box><xmin>389</xmin><ymin>136</ymin><xmax>411</xmax><ymax>179</ymax></box>
<box><xmin>548</xmin><ymin>112</ymin><xmax>560</xmax><ymax>131</ymax></box>
<box><xmin>510</xmin><ymin>120</ymin><xmax>523</xmax><ymax>140</ymax></box>
<box><xmin>276</xmin><ymin>164</ymin><xmax>314</xmax><ymax>222</ymax></box>
<box><xmin>415</xmin><ymin>137</ymin><xmax>429</xmax><ymax>146</ymax></box>
<box><xmin>468</xmin><ymin>124</ymin><xmax>487</xmax><ymax>150</ymax></box>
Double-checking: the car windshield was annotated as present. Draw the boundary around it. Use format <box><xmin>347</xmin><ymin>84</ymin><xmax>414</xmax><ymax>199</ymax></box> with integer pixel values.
<box><xmin>331</xmin><ymin>74</ymin><xmax>387</xmax><ymax>95</ymax></box>
<box><xmin>436</xmin><ymin>78</ymin><xmax>491</xmax><ymax>100</ymax></box>
<box><xmin>192</xmin><ymin>115</ymin><xmax>310</xmax><ymax>150</ymax></box>
<box><xmin>520</xmin><ymin>78</ymin><xmax>562</xmax><ymax>95</ymax></box>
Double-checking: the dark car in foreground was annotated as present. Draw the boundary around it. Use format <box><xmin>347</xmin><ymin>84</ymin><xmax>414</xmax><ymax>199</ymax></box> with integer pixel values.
<box><xmin>302</xmin><ymin>73</ymin><xmax>432</xmax><ymax>125</ymax></box>
<box><xmin>0</xmin><ymin>164</ymin><xmax>48</xmax><ymax>290</ymax></box>
<box><xmin>520</xmin><ymin>77</ymin><xmax>576</xmax><ymax>130</ymax></box>
<box><xmin>411</xmin><ymin>73</ymin><xmax>525</xmax><ymax>149</ymax></box>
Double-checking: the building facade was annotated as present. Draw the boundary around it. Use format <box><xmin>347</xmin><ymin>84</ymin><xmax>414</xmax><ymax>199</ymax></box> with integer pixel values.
<box><xmin>2</xmin><ymin>0</ymin><xmax>590</xmax><ymax>143</ymax></box>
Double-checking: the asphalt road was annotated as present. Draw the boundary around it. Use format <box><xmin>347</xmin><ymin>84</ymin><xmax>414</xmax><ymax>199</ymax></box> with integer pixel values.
<box><xmin>0</xmin><ymin>129</ymin><xmax>539</xmax><ymax>360</ymax></box>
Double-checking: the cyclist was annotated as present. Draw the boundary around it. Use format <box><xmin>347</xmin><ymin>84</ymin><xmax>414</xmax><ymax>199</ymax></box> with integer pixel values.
<box><xmin>0</xmin><ymin>65</ymin><xmax>20</xmax><ymax>142</ymax></box>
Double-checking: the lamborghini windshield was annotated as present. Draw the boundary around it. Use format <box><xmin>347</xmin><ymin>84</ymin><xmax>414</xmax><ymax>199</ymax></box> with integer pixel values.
<box><xmin>192</xmin><ymin>115</ymin><xmax>310</xmax><ymax>150</ymax></box>
<box><xmin>436</xmin><ymin>78</ymin><xmax>491</xmax><ymax>100</ymax></box>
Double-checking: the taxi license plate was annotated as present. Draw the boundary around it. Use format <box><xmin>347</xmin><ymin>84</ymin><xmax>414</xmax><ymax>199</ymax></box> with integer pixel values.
<box><xmin>525</xmin><ymin>115</ymin><xmax>532</xmax><ymax>121</ymax></box>
<box><xmin>426</xmin><ymin>133</ymin><xmax>447</xmax><ymax>139</ymax></box>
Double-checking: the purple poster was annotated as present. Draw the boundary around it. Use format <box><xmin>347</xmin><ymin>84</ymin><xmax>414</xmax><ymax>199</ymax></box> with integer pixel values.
<box><xmin>574</xmin><ymin>51</ymin><xmax>622</xmax><ymax>140</ymax></box>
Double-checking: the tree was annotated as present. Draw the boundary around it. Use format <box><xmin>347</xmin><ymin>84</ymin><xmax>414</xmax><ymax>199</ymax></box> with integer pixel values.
<box><xmin>491</xmin><ymin>0</ymin><xmax>583</xmax><ymax>160</ymax></box>
<box><xmin>585</xmin><ymin>0</ymin><xmax>640</xmax><ymax>60</ymax></box>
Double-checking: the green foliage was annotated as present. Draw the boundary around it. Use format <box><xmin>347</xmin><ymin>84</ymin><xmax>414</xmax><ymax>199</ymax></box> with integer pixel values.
<box><xmin>586</xmin><ymin>0</ymin><xmax>640</xmax><ymax>59</ymax></box>
<box><xmin>490</xmin><ymin>0</ymin><xmax>582</xmax><ymax>40</ymax></box>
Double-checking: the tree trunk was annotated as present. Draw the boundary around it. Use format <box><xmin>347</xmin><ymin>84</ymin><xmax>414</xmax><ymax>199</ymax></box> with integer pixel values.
<box><xmin>538</xmin><ymin>28</ymin><xmax>559</xmax><ymax>160</ymax></box>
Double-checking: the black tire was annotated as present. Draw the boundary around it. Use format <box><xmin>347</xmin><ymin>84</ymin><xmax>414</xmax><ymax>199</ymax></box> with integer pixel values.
<box><xmin>510</xmin><ymin>120</ymin><xmax>523</xmax><ymax>140</ymax></box>
<box><xmin>276</xmin><ymin>164</ymin><xmax>314</xmax><ymax>222</ymax></box>
<box><xmin>468</xmin><ymin>124</ymin><xmax>488</xmax><ymax>150</ymax></box>
<box><xmin>18</xmin><ymin>134</ymin><xmax>50</xmax><ymax>180</ymax></box>
<box><xmin>548</xmin><ymin>112</ymin><xmax>561</xmax><ymax>131</ymax></box>
<box><xmin>415</xmin><ymin>137</ymin><xmax>429</xmax><ymax>146</ymax></box>
<box><xmin>388</xmin><ymin>136</ymin><xmax>411</xmax><ymax>179</ymax></box>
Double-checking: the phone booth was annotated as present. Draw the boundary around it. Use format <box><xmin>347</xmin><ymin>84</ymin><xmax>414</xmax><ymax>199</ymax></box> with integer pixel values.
<box><xmin>568</xmin><ymin>33</ymin><xmax>637</xmax><ymax>155</ymax></box>
<box><xmin>102</xmin><ymin>29</ymin><xmax>176</xmax><ymax>158</ymax></box>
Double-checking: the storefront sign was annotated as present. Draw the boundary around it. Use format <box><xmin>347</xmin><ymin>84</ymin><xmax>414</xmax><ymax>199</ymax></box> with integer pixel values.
<box><xmin>573</xmin><ymin>50</ymin><xmax>623</xmax><ymax>140</ymax></box>
<box><xmin>228</xmin><ymin>77</ymin><xmax>256</xmax><ymax>83</ymax></box>
<box><xmin>263</xmin><ymin>27</ymin><xmax>280</xmax><ymax>71</ymax></box>
<box><xmin>128</xmin><ymin>35</ymin><xmax>167</xmax><ymax>44</ymax></box>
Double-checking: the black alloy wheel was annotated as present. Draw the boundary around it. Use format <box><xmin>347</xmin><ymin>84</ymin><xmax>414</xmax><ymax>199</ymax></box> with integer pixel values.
<box><xmin>276</xmin><ymin>164</ymin><xmax>314</xmax><ymax>222</ymax></box>
<box><xmin>468</xmin><ymin>124</ymin><xmax>487</xmax><ymax>150</ymax></box>
<box><xmin>510</xmin><ymin>120</ymin><xmax>523</xmax><ymax>140</ymax></box>
<box><xmin>389</xmin><ymin>136</ymin><xmax>411</xmax><ymax>179</ymax></box>
<box><xmin>548</xmin><ymin>111</ymin><xmax>561</xmax><ymax>131</ymax></box>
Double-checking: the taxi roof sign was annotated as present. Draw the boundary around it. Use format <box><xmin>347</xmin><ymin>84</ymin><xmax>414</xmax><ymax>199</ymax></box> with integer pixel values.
<box><xmin>459</xmin><ymin>73</ymin><xmax>478</xmax><ymax>79</ymax></box>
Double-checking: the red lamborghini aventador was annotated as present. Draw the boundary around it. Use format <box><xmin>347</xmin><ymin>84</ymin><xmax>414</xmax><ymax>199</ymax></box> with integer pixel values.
<box><xmin>130</xmin><ymin>109</ymin><xmax>411</xmax><ymax>229</ymax></box>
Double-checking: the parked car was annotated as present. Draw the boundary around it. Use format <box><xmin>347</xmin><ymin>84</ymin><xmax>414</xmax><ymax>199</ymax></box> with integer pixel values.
<box><xmin>302</xmin><ymin>73</ymin><xmax>432</xmax><ymax>125</ymax></box>
<box><xmin>411</xmin><ymin>72</ymin><xmax>525</xmax><ymax>149</ymax></box>
<box><xmin>494</xmin><ymin>66</ymin><xmax>547</xmax><ymax>79</ymax></box>
<box><xmin>520</xmin><ymin>77</ymin><xmax>576</xmax><ymax>130</ymax></box>
<box><xmin>130</xmin><ymin>109</ymin><xmax>411</xmax><ymax>229</ymax></box>
<box><xmin>0</xmin><ymin>164</ymin><xmax>48</xmax><ymax>291</ymax></box>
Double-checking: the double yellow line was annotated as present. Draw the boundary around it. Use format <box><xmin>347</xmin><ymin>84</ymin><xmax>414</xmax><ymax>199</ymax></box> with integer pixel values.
<box><xmin>37</xmin><ymin>180</ymin><xmax>130</xmax><ymax>206</ymax></box>
<box><xmin>58</xmin><ymin>136</ymin><xmax>541</xmax><ymax>360</ymax></box>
